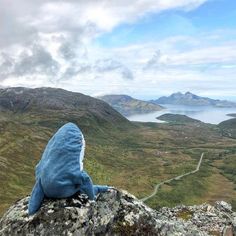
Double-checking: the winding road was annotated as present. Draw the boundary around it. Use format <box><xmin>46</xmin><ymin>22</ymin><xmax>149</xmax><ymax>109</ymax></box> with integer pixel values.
<box><xmin>140</xmin><ymin>152</ymin><xmax>204</xmax><ymax>202</ymax></box>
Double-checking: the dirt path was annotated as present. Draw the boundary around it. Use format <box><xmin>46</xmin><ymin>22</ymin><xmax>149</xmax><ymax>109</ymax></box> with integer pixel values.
<box><xmin>140</xmin><ymin>153</ymin><xmax>204</xmax><ymax>202</ymax></box>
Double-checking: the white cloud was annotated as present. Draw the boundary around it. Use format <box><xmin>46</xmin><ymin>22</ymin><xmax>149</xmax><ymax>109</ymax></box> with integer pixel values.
<box><xmin>2</xmin><ymin>0</ymin><xmax>236</xmax><ymax>99</ymax></box>
<box><xmin>0</xmin><ymin>0</ymin><xmax>209</xmax><ymax>47</ymax></box>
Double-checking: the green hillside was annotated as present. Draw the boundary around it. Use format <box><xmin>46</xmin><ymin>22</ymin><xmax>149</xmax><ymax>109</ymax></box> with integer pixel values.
<box><xmin>227</xmin><ymin>113</ymin><xmax>236</xmax><ymax>118</ymax></box>
<box><xmin>218</xmin><ymin>118</ymin><xmax>236</xmax><ymax>139</ymax></box>
<box><xmin>157</xmin><ymin>114</ymin><xmax>202</xmax><ymax>124</ymax></box>
<box><xmin>0</xmin><ymin>87</ymin><xmax>236</xmax><ymax>216</ymax></box>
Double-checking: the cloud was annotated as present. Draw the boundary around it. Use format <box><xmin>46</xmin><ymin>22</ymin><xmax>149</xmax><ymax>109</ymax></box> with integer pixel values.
<box><xmin>27</xmin><ymin>0</ymin><xmax>208</xmax><ymax>33</ymax></box>
<box><xmin>15</xmin><ymin>45</ymin><xmax>59</xmax><ymax>76</ymax></box>
<box><xmin>59</xmin><ymin>42</ymin><xmax>78</xmax><ymax>61</ymax></box>
<box><xmin>0</xmin><ymin>0</ymin><xmax>209</xmax><ymax>48</ymax></box>
<box><xmin>0</xmin><ymin>53</ymin><xmax>15</xmax><ymax>81</ymax></box>
<box><xmin>0</xmin><ymin>44</ymin><xmax>59</xmax><ymax>81</ymax></box>
<box><xmin>143</xmin><ymin>50</ymin><xmax>170</xmax><ymax>70</ymax></box>
<box><xmin>94</xmin><ymin>59</ymin><xmax>134</xmax><ymax>80</ymax></box>
<box><xmin>141</xmin><ymin>36</ymin><xmax>236</xmax><ymax>73</ymax></box>
<box><xmin>62</xmin><ymin>64</ymin><xmax>92</xmax><ymax>80</ymax></box>
<box><xmin>62</xmin><ymin>58</ymin><xmax>134</xmax><ymax>81</ymax></box>
<box><xmin>3</xmin><ymin>0</ymin><xmax>236</xmax><ymax>99</ymax></box>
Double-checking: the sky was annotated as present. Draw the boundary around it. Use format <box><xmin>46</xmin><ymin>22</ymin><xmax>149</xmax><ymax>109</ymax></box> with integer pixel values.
<box><xmin>0</xmin><ymin>0</ymin><xmax>236</xmax><ymax>100</ymax></box>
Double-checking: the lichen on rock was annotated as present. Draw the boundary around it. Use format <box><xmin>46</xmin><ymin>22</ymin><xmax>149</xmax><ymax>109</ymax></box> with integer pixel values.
<box><xmin>0</xmin><ymin>189</ymin><xmax>235</xmax><ymax>236</ymax></box>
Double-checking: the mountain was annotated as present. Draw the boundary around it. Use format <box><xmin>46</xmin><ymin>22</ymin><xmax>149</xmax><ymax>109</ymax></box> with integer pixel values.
<box><xmin>0</xmin><ymin>87</ymin><xmax>129</xmax><ymax>124</ymax></box>
<box><xmin>1</xmin><ymin>189</ymin><xmax>235</xmax><ymax>235</ymax></box>
<box><xmin>0</xmin><ymin>87</ymin><xmax>133</xmax><ymax>135</ymax></box>
<box><xmin>151</xmin><ymin>92</ymin><xmax>236</xmax><ymax>107</ymax></box>
<box><xmin>219</xmin><ymin>118</ymin><xmax>236</xmax><ymax>139</ymax></box>
<box><xmin>97</xmin><ymin>94</ymin><xmax>163</xmax><ymax>116</ymax></box>
<box><xmin>0</xmin><ymin>87</ymin><xmax>134</xmax><ymax>216</ymax></box>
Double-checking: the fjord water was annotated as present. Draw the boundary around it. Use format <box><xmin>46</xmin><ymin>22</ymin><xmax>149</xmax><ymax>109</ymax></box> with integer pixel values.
<box><xmin>127</xmin><ymin>104</ymin><xmax>236</xmax><ymax>124</ymax></box>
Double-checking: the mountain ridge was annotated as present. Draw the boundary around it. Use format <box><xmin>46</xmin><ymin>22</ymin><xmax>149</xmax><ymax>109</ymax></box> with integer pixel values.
<box><xmin>0</xmin><ymin>87</ymin><xmax>131</xmax><ymax>129</ymax></box>
<box><xmin>98</xmin><ymin>94</ymin><xmax>163</xmax><ymax>116</ymax></box>
<box><xmin>151</xmin><ymin>92</ymin><xmax>236</xmax><ymax>107</ymax></box>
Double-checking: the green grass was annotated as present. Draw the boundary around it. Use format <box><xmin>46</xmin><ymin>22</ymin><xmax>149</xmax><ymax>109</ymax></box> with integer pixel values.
<box><xmin>218</xmin><ymin>154</ymin><xmax>236</xmax><ymax>185</ymax></box>
<box><xmin>176</xmin><ymin>209</ymin><xmax>193</xmax><ymax>220</ymax></box>
<box><xmin>0</xmin><ymin>111</ymin><xmax>236</xmax><ymax>216</ymax></box>
<box><xmin>146</xmin><ymin>156</ymin><xmax>213</xmax><ymax>209</ymax></box>
<box><xmin>219</xmin><ymin>118</ymin><xmax>236</xmax><ymax>139</ymax></box>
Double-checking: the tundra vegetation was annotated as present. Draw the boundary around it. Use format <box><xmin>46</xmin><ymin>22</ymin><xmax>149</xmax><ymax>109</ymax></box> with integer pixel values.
<box><xmin>0</xmin><ymin>88</ymin><xmax>235</xmax><ymax>216</ymax></box>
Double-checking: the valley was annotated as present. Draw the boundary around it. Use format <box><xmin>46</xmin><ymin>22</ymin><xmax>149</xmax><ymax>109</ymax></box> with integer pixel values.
<box><xmin>141</xmin><ymin>153</ymin><xmax>204</xmax><ymax>202</ymax></box>
<box><xmin>0</xmin><ymin>87</ymin><xmax>236</xmax><ymax>217</ymax></box>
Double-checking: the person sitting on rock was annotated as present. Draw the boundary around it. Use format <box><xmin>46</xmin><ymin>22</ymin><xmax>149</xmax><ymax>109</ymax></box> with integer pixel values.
<box><xmin>28</xmin><ymin>122</ymin><xmax>110</xmax><ymax>215</ymax></box>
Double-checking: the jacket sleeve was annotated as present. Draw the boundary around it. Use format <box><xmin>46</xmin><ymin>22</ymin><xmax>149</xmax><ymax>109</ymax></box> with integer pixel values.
<box><xmin>28</xmin><ymin>178</ymin><xmax>44</xmax><ymax>215</ymax></box>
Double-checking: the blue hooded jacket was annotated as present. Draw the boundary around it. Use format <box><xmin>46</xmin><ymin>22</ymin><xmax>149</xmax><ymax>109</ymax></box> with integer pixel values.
<box><xmin>28</xmin><ymin>122</ymin><xmax>109</xmax><ymax>215</ymax></box>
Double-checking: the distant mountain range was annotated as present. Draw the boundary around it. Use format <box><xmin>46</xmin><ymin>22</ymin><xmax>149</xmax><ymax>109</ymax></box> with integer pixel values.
<box><xmin>98</xmin><ymin>94</ymin><xmax>163</xmax><ymax>116</ymax></box>
<box><xmin>151</xmin><ymin>92</ymin><xmax>236</xmax><ymax>107</ymax></box>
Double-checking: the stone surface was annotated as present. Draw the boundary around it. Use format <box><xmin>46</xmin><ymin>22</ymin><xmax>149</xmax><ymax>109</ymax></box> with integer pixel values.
<box><xmin>0</xmin><ymin>189</ymin><xmax>235</xmax><ymax>236</ymax></box>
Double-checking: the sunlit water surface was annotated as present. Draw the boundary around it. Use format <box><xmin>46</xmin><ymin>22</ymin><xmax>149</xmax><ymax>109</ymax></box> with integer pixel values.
<box><xmin>127</xmin><ymin>104</ymin><xmax>236</xmax><ymax>124</ymax></box>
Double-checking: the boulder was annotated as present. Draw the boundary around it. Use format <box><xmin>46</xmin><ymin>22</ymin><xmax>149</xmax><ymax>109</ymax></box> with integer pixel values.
<box><xmin>0</xmin><ymin>189</ymin><xmax>235</xmax><ymax>236</ymax></box>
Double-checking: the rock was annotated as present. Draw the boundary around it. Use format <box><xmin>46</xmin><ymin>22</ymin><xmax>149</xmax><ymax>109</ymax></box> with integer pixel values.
<box><xmin>223</xmin><ymin>225</ymin><xmax>234</xmax><ymax>236</ymax></box>
<box><xmin>157</xmin><ymin>202</ymin><xmax>236</xmax><ymax>236</ymax></box>
<box><xmin>215</xmin><ymin>201</ymin><xmax>232</xmax><ymax>212</ymax></box>
<box><xmin>0</xmin><ymin>189</ymin><xmax>235</xmax><ymax>236</ymax></box>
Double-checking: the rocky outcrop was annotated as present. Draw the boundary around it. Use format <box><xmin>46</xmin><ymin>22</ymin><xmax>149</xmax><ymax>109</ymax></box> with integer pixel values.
<box><xmin>0</xmin><ymin>189</ymin><xmax>235</xmax><ymax>236</ymax></box>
